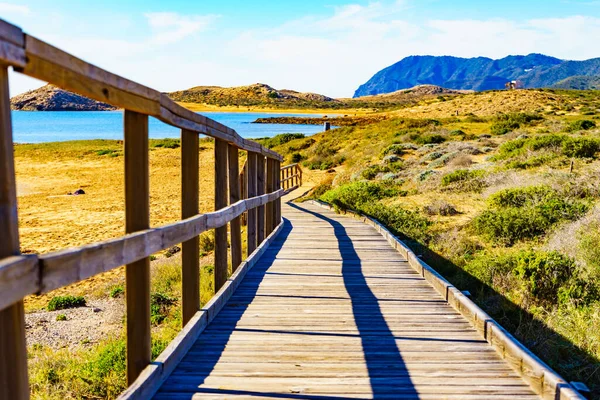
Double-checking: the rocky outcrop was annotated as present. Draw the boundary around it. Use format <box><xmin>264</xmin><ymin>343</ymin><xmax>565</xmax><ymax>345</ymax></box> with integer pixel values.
<box><xmin>11</xmin><ymin>84</ymin><xmax>117</xmax><ymax>111</ymax></box>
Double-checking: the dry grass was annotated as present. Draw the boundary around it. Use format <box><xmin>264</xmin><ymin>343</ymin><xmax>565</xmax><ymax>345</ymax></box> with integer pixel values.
<box><xmin>15</xmin><ymin>140</ymin><xmax>218</xmax><ymax>311</ymax></box>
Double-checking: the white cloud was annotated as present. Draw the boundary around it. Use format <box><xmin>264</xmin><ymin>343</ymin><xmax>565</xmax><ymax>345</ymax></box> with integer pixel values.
<box><xmin>144</xmin><ymin>12</ymin><xmax>218</xmax><ymax>45</ymax></box>
<box><xmin>7</xmin><ymin>2</ymin><xmax>600</xmax><ymax>98</ymax></box>
<box><xmin>0</xmin><ymin>2</ymin><xmax>30</xmax><ymax>15</ymax></box>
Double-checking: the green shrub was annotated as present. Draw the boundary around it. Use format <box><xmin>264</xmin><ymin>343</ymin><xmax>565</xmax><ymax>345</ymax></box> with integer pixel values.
<box><xmin>80</xmin><ymin>339</ymin><xmax>126</xmax><ymax>398</ymax></box>
<box><xmin>473</xmin><ymin>186</ymin><xmax>588</xmax><ymax>245</ymax></box>
<box><xmin>441</xmin><ymin>169</ymin><xmax>483</xmax><ymax>186</ymax></box>
<box><xmin>491</xmin><ymin>120</ymin><xmax>520</xmax><ymax>135</ymax></box>
<box><xmin>403</xmin><ymin>118</ymin><xmax>440</xmax><ymax>129</ymax></box>
<box><xmin>109</xmin><ymin>286</ymin><xmax>124</xmax><ymax>298</ymax></box>
<box><xmin>152</xmin><ymin>138</ymin><xmax>180</xmax><ymax>149</ymax></box>
<box><xmin>566</xmin><ymin>120</ymin><xmax>596</xmax><ymax>132</ymax></box>
<box><xmin>514</xmin><ymin>251</ymin><xmax>576</xmax><ymax>305</ymax></box>
<box><xmin>320</xmin><ymin>181</ymin><xmax>401</xmax><ymax>209</ymax></box>
<box><xmin>95</xmin><ymin>149</ymin><xmax>117</xmax><ymax>156</ymax></box>
<box><xmin>415</xmin><ymin>134</ymin><xmax>446</xmax><ymax>145</ymax></box>
<box><xmin>506</xmin><ymin>154</ymin><xmax>555</xmax><ymax>169</ymax></box>
<box><xmin>47</xmin><ymin>295</ymin><xmax>86</xmax><ymax>311</ymax></box>
<box><xmin>381</xmin><ymin>144</ymin><xmax>405</xmax><ymax>157</ymax></box>
<box><xmin>562</xmin><ymin>137</ymin><xmax>600</xmax><ymax>158</ymax></box>
<box><xmin>261</xmin><ymin>133</ymin><xmax>305</xmax><ymax>149</ymax></box>
<box><xmin>311</xmin><ymin>182</ymin><xmax>332</xmax><ymax>198</ymax></box>
<box><xmin>291</xmin><ymin>152</ymin><xmax>304</xmax><ymax>163</ymax></box>
<box><xmin>56</xmin><ymin>314</ymin><xmax>67</xmax><ymax>321</ymax></box>
<box><xmin>150</xmin><ymin>292</ymin><xmax>177</xmax><ymax>325</ymax></box>
<box><xmin>360</xmin><ymin>164</ymin><xmax>389</xmax><ymax>180</ymax></box>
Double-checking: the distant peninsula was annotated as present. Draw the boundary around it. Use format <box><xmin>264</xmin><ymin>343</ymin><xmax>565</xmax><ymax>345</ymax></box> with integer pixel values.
<box><xmin>10</xmin><ymin>84</ymin><xmax>117</xmax><ymax>111</ymax></box>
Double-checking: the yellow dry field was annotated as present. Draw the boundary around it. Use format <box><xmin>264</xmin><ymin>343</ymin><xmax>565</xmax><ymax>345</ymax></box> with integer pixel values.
<box><xmin>177</xmin><ymin>102</ymin><xmax>371</xmax><ymax>116</ymax></box>
<box><xmin>15</xmin><ymin>140</ymin><xmax>218</xmax><ymax>311</ymax></box>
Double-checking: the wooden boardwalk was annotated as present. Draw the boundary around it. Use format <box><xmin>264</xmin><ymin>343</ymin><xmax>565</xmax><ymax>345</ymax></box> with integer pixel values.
<box><xmin>154</xmin><ymin>200</ymin><xmax>539</xmax><ymax>399</ymax></box>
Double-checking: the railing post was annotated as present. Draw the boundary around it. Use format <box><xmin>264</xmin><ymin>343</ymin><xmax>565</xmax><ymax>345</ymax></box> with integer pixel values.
<box><xmin>246</xmin><ymin>152</ymin><xmax>258</xmax><ymax>255</ymax></box>
<box><xmin>214</xmin><ymin>139</ymin><xmax>228</xmax><ymax>291</ymax></box>
<box><xmin>276</xmin><ymin>160</ymin><xmax>282</xmax><ymax>224</ymax></box>
<box><xmin>257</xmin><ymin>155</ymin><xmax>266</xmax><ymax>245</ymax></box>
<box><xmin>0</xmin><ymin>66</ymin><xmax>29</xmax><ymax>400</ymax></box>
<box><xmin>181</xmin><ymin>129</ymin><xmax>199</xmax><ymax>326</ymax></box>
<box><xmin>124</xmin><ymin>110</ymin><xmax>151</xmax><ymax>385</ymax></box>
<box><xmin>265</xmin><ymin>158</ymin><xmax>274</xmax><ymax>236</ymax></box>
<box><xmin>228</xmin><ymin>145</ymin><xmax>242</xmax><ymax>272</ymax></box>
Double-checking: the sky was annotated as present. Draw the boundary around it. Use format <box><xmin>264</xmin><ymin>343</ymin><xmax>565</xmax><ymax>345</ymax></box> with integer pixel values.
<box><xmin>3</xmin><ymin>0</ymin><xmax>600</xmax><ymax>98</ymax></box>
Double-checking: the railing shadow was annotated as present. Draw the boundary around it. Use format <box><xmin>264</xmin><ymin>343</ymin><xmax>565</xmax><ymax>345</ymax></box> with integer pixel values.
<box><xmin>286</xmin><ymin>202</ymin><xmax>418</xmax><ymax>399</ymax></box>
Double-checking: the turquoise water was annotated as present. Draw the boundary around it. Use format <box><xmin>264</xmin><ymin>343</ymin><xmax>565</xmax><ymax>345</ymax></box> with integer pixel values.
<box><xmin>11</xmin><ymin>111</ymin><xmax>326</xmax><ymax>143</ymax></box>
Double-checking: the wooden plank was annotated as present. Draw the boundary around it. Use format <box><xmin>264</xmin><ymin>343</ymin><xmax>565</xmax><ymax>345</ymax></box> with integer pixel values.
<box><xmin>181</xmin><ymin>129</ymin><xmax>200</xmax><ymax>326</ymax></box>
<box><xmin>124</xmin><ymin>110</ymin><xmax>151</xmax><ymax>384</ymax></box>
<box><xmin>256</xmin><ymin>155</ymin><xmax>266</xmax><ymax>245</ymax></box>
<box><xmin>228</xmin><ymin>145</ymin><xmax>242</xmax><ymax>272</ymax></box>
<box><xmin>0</xmin><ymin>65</ymin><xmax>29</xmax><ymax>400</ymax></box>
<box><xmin>214</xmin><ymin>139</ymin><xmax>228</xmax><ymax>291</ymax></box>
<box><xmin>246</xmin><ymin>152</ymin><xmax>258</xmax><ymax>255</ymax></box>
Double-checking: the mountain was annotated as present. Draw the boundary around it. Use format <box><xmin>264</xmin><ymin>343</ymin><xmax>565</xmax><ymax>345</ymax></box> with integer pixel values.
<box><xmin>11</xmin><ymin>84</ymin><xmax>117</xmax><ymax>111</ymax></box>
<box><xmin>168</xmin><ymin>83</ymin><xmax>339</xmax><ymax>108</ymax></box>
<box><xmin>550</xmin><ymin>75</ymin><xmax>600</xmax><ymax>90</ymax></box>
<box><xmin>354</xmin><ymin>54</ymin><xmax>600</xmax><ymax>97</ymax></box>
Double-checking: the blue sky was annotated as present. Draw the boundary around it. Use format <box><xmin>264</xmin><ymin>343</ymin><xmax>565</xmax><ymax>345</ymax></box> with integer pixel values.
<box><xmin>3</xmin><ymin>0</ymin><xmax>600</xmax><ymax>97</ymax></box>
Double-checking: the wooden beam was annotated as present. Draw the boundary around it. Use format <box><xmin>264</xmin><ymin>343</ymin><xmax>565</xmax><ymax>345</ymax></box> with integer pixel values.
<box><xmin>0</xmin><ymin>66</ymin><xmax>29</xmax><ymax>400</ymax></box>
<box><xmin>256</xmin><ymin>155</ymin><xmax>266</xmax><ymax>245</ymax></box>
<box><xmin>181</xmin><ymin>129</ymin><xmax>199</xmax><ymax>326</ymax></box>
<box><xmin>246</xmin><ymin>152</ymin><xmax>258</xmax><ymax>255</ymax></box>
<box><xmin>228</xmin><ymin>145</ymin><xmax>242</xmax><ymax>272</ymax></box>
<box><xmin>124</xmin><ymin>110</ymin><xmax>151</xmax><ymax>385</ymax></box>
<box><xmin>214</xmin><ymin>139</ymin><xmax>228</xmax><ymax>291</ymax></box>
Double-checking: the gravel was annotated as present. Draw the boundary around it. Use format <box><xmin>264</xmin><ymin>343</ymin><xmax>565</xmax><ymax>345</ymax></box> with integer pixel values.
<box><xmin>25</xmin><ymin>298</ymin><xmax>125</xmax><ymax>350</ymax></box>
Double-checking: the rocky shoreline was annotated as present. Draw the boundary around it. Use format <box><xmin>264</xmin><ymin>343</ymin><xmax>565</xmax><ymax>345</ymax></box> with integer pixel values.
<box><xmin>253</xmin><ymin>115</ymin><xmax>389</xmax><ymax>126</ymax></box>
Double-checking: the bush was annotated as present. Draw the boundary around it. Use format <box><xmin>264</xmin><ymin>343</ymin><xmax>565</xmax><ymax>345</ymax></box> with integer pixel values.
<box><xmin>150</xmin><ymin>292</ymin><xmax>177</xmax><ymax>325</ymax></box>
<box><xmin>381</xmin><ymin>144</ymin><xmax>405</xmax><ymax>157</ymax></box>
<box><xmin>47</xmin><ymin>295</ymin><xmax>86</xmax><ymax>311</ymax></box>
<box><xmin>152</xmin><ymin>138</ymin><xmax>180</xmax><ymax>149</ymax></box>
<box><xmin>261</xmin><ymin>133</ymin><xmax>305</xmax><ymax>148</ymax></box>
<box><xmin>56</xmin><ymin>314</ymin><xmax>67</xmax><ymax>321</ymax></box>
<box><xmin>291</xmin><ymin>152</ymin><xmax>304</xmax><ymax>163</ymax></box>
<box><xmin>109</xmin><ymin>286</ymin><xmax>124</xmax><ymax>298</ymax></box>
<box><xmin>567</xmin><ymin>120</ymin><xmax>596</xmax><ymax>132</ymax></box>
<box><xmin>562</xmin><ymin>137</ymin><xmax>600</xmax><ymax>158</ymax></box>
<box><xmin>320</xmin><ymin>181</ymin><xmax>401</xmax><ymax>210</ymax></box>
<box><xmin>513</xmin><ymin>251</ymin><xmax>576</xmax><ymax>306</ymax></box>
<box><xmin>491</xmin><ymin>120</ymin><xmax>520</xmax><ymax>135</ymax></box>
<box><xmin>360</xmin><ymin>164</ymin><xmax>389</xmax><ymax>180</ymax></box>
<box><xmin>415</xmin><ymin>134</ymin><xmax>446</xmax><ymax>145</ymax></box>
<box><xmin>423</xmin><ymin>200</ymin><xmax>459</xmax><ymax>216</ymax></box>
<box><xmin>473</xmin><ymin>186</ymin><xmax>588</xmax><ymax>245</ymax></box>
<box><xmin>441</xmin><ymin>169</ymin><xmax>483</xmax><ymax>186</ymax></box>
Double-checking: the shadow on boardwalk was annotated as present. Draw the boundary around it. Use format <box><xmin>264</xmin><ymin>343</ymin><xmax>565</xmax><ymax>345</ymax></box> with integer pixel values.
<box><xmin>155</xmin><ymin>202</ymin><xmax>419</xmax><ymax>399</ymax></box>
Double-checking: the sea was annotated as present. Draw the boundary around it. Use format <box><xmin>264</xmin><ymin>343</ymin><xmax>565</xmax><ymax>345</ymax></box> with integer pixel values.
<box><xmin>11</xmin><ymin>111</ymin><xmax>327</xmax><ymax>143</ymax></box>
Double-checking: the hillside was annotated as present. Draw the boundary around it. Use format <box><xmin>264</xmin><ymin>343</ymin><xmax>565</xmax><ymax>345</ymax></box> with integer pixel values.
<box><xmin>355</xmin><ymin>53</ymin><xmax>600</xmax><ymax>96</ymax></box>
<box><xmin>552</xmin><ymin>75</ymin><xmax>600</xmax><ymax>90</ymax></box>
<box><xmin>168</xmin><ymin>83</ymin><xmax>342</xmax><ymax>109</ymax></box>
<box><xmin>11</xmin><ymin>84</ymin><xmax>117</xmax><ymax>111</ymax></box>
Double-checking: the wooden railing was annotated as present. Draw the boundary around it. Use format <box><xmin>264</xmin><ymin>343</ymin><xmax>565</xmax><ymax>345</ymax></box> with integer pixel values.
<box><xmin>0</xmin><ymin>19</ymin><xmax>300</xmax><ymax>399</ymax></box>
<box><xmin>280</xmin><ymin>163</ymin><xmax>302</xmax><ymax>191</ymax></box>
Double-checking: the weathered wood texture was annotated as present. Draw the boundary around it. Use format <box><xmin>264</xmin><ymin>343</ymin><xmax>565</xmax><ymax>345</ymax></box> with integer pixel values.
<box><xmin>181</xmin><ymin>129</ymin><xmax>200</xmax><ymax>326</ymax></box>
<box><xmin>228</xmin><ymin>145</ymin><xmax>242</xmax><ymax>272</ymax></box>
<box><xmin>256</xmin><ymin>156</ymin><xmax>266</xmax><ymax>244</ymax></box>
<box><xmin>246</xmin><ymin>153</ymin><xmax>258</xmax><ymax>255</ymax></box>
<box><xmin>124</xmin><ymin>110</ymin><xmax>151</xmax><ymax>384</ymax></box>
<box><xmin>0</xmin><ymin>66</ymin><xmax>29</xmax><ymax>400</ymax></box>
<box><xmin>214</xmin><ymin>139</ymin><xmax>229</xmax><ymax>291</ymax></box>
<box><xmin>153</xmin><ymin>200</ymin><xmax>556</xmax><ymax>400</ymax></box>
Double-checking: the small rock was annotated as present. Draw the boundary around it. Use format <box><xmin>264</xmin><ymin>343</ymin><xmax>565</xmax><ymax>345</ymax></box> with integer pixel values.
<box><xmin>92</xmin><ymin>308</ymin><xmax>101</xmax><ymax>313</ymax></box>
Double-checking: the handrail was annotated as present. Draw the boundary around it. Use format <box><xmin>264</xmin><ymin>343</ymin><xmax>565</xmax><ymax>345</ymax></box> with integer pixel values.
<box><xmin>0</xmin><ymin>18</ymin><xmax>293</xmax><ymax>400</ymax></box>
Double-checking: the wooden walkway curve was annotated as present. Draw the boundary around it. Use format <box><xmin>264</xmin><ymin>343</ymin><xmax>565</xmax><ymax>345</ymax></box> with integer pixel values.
<box><xmin>153</xmin><ymin>198</ymin><xmax>540</xmax><ymax>399</ymax></box>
